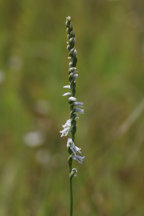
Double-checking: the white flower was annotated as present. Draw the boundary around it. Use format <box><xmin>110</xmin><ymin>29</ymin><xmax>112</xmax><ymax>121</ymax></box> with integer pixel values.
<box><xmin>63</xmin><ymin>92</ymin><xmax>71</xmax><ymax>96</ymax></box>
<box><xmin>74</xmin><ymin>102</ymin><xmax>84</xmax><ymax>107</ymax></box>
<box><xmin>67</xmin><ymin>138</ymin><xmax>81</xmax><ymax>154</ymax></box>
<box><xmin>66</xmin><ymin>16</ymin><xmax>71</xmax><ymax>22</ymax></box>
<box><xmin>72</xmin><ymin>74</ymin><xmax>78</xmax><ymax>80</ymax></box>
<box><xmin>60</xmin><ymin>127</ymin><xmax>70</xmax><ymax>137</ymax></box>
<box><xmin>62</xmin><ymin>119</ymin><xmax>71</xmax><ymax>128</ymax></box>
<box><xmin>69</xmin><ymin>62</ymin><xmax>73</xmax><ymax>67</ymax></box>
<box><xmin>73</xmin><ymin>49</ymin><xmax>77</xmax><ymax>56</ymax></box>
<box><xmin>68</xmin><ymin>96</ymin><xmax>77</xmax><ymax>102</ymax></box>
<box><xmin>73</xmin><ymin>154</ymin><xmax>85</xmax><ymax>164</ymax></box>
<box><xmin>63</xmin><ymin>85</ymin><xmax>70</xmax><ymax>89</ymax></box>
<box><xmin>60</xmin><ymin>119</ymin><xmax>71</xmax><ymax>137</ymax></box>
<box><xmin>75</xmin><ymin>108</ymin><xmax>84</xmax><ymax>114</ymax></box>
<box><xmin>69</xmin><ymin>67</ymin><xmax>77</xmax><ymax>72</ymax></box>
<box><xmin>67</xmin><ymin>138</ymin><xmax>85</xmax><ymax>164</ymax></box>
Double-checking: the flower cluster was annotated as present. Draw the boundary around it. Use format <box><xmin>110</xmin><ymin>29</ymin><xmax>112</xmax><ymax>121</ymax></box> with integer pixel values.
<box><xmin>67</xmin><ymin>138</ymin><xmax>85</xmax><ymax>164</ymax></box>
<box><xmin>60</xmin><ymin>16</ymin><xmax>85</xmax><ymax>177</ymax></box>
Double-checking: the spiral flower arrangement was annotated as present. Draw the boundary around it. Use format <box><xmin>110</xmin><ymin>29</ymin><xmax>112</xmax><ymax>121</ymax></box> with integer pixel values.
<box><xmin>60</xmin><ymin>16</ymin><xmax>85</xmax><ymax>216</ymax></box>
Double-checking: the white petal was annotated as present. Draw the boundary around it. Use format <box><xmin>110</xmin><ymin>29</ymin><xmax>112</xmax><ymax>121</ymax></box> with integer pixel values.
<box><xmin>72</xmin><ymin>74</ymin><xmax>78</xmax><ymax>80</ymax></box>
<box><xmin>63</xmin><ymin>92</ymin><xmax>71</xmax><ymax>96</ymax></box>
<box><xmin>67</xmin><ymin>138</ymin><xmax>73</xmax><ymax>148</ymax></box>
<box><xmin>73</xmin><ymin>155</ymin><xmax>85</xmax><ymax>164</ymax></box>
<box><xmin>74</xmin><ymin>146</ymin><xmax>81</xmax><ymax>154</ymax></box>
<box><xmin>68</xmin><ymin>96</ymin><xmax>77</xmax><ymax>102</ymax></box>
<box><xmin>60</xmin><ymin>127</ymin><xmax>70</xmax><ymax>137</ymax></box>
<box><xmin>62</xmin><ymin>119</ymin><xmax>71</xmax><ymax>128</ymax></box>
<box><xmin>75</xmin><ymin>108</ymin><xmax>84</xmax><ymax>114</ymax></box>
<box><xmin>63</xmin><ymin>85</ymin><xmax>70</xmax><ymax>89</ymax></box>
<box><xmin>74</xmin><ymin>102</ymin><xmax>84</xmax><ymax>107</ymax></box>
<box><xmin>69</xmin><ymin>62</ymin><xmax>73</xmax><ymax>67</ymax></box>
<box><xmin>67</xmin><ymin>138</ymin><xmax>81</xmax><ymax>154</ymax></box>
<box><xmin>73</xmin><ymin>49</ymin><xmax>77</xmax><ymax>56</ymax></box>
<box><xmin>69</xmin><ymin>67</ymin><xmax>77</xmax><ymax>72</ymax></box>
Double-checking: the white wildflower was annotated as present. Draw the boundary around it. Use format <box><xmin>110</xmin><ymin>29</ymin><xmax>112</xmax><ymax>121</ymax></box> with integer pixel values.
<box><xmin>62</xmin><ymin>119</ymin><xmax>71</xmax><ymax>128</ymax></box>
<box><xmin>72</xmin><ymin>74</ymin><xmax>78</xmax><ymax>80</ymax></box>
<box><xmin>63</xmin><ymin>92</ymin><xmax>71</xmax><ymax>96</ymax></box>
<box><xmin>68</xmin><ymin>96</ymin><xmax>77</xmax><ymax>102</ymax></box>
<box><xmin>60</xmin><ymin>119</ymin><xmax>71</xmax><ymax>137</ymax></box>
<box><xmin>75</xmin><ymin>108</ymin><xmax>84</xmax><ymax>114</ymax></box>
<box><xmin>73</xmin><ymin>49</ymin><xmax>77</xmax><ymax>56</ymax></box>
<box><xmin>67</xmin><ymin>138</ymin><xmax>85</xmax><ymax>164</ymax></box>
<box><xmin>67</xmin><ymin>138</ymin><xmax>81</xmax><ymax>154</ymax></box>
<box><xmin>60</xmin><ymin>127</ymin><xmax>70</xmax><ymax>137</ymax></box>
<box><xmin>63</xmin><ymin>85</ymin><xmax>70</xmax><ymax>89</ymax></box>
<box><xmin>73</xmin><ymin>154</ymin><xmax>85</xmax><ymax>164</ymax></box>
<box><xmin>69</xmin><ymin>67</ymin><xmax>77</xmax><ymax>72</ymax></box>
<box><xmin>69</xmin><ymin>62</ymin><xmax>73</xmax><ymax>67</ymax></box>
<box><xmin>74</xmin><ymin>102</ymin><xmax>84</xmax><ymax>107</ymax></box>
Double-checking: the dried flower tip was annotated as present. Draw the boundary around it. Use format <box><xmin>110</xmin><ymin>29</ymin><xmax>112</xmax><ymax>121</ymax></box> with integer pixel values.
<box><xmin>70</xmin><ymin>168</ymin><xmax>78</xmax><ymax>178</ymax></box>
<box><xmin>63</xmin><ymin>92</ymin><xmax>71</xmax><ymax>96</ymax></box>
<box><xmin>66</xmin><ymin>16</ymin><xmax>71</xmax><ymax>24</ymax></box>
<box><xmin>68</xmin><ymin>96</ymin><xmax>77</xmax><ymax>102</ymax></box>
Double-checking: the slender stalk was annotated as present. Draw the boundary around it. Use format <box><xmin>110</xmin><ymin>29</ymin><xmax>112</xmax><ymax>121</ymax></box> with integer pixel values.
<box><xmin>60</xmin><ymin>16</ymin><xmax>85</xmax><ymax>216</ymax></box>
<box><xmin>69</xmin><ymin>165</ymin><xmax>73</xmax><ymax>216</ymax></box>
<box><xmin>68</xmin><ymin>152</ymin><xmax>73</xmax><ymax>216</ymax></box>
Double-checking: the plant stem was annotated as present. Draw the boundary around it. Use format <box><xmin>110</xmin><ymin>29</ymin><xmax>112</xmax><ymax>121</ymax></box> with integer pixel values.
<box><xmin>70</xmin><ymin>170</ymin><xmax>73</xmax><ymax>216</ymax></box>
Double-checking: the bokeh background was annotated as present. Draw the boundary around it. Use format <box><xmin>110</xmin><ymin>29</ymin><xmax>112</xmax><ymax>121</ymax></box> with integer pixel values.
<box><xmin>0</xmin><ymin>0</ymin><xmax>144</xmax><ymax>215</ymax></box>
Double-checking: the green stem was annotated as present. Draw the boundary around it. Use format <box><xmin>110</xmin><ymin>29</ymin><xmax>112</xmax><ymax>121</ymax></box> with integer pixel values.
<box><xmin>69</xmin><ymin>156</ymin><xmax>73</xmax><ymax>216</ymax></box>
<box><xmin>70</xmin><ymin>175</ymin><xmax>73</xmax><ymax>216</ymax></box>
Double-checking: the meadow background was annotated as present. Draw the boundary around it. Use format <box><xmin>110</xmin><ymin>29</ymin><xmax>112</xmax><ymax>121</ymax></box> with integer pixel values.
<box><xmin>0</xmin><ymin>0</ymin><xmax>144</xmax><ymax>215</ymax></box>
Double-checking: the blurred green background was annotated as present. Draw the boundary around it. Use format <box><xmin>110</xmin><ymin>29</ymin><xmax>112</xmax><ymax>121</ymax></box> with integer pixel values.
<box><xmin>0</xmin><ymin>0</ymin><xmax>144</xmax><ymax>215</ymax></box>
